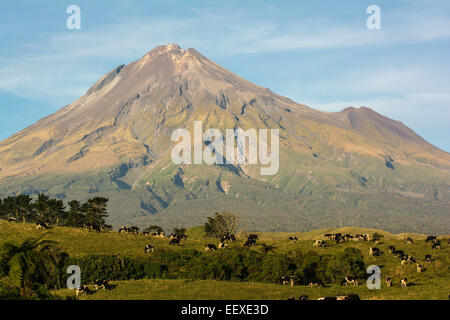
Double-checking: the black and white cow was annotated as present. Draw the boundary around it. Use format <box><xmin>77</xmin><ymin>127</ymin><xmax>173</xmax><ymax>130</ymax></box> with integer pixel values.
<box><xmin>416</xmin><ymin>264</ymin><xmax>423</xmax><ymax>273</ymax></box>
<box><xmin>369</xmin><ymin>247</ymin><xmax>381</xmax><ymax>256</ymax></box>
<box><xmin>425</xmin><ymin>236</ymin><xmax>437</xmax><ymax>243</ymax></box>
<box><xmin>424</xmin><ymin>254</ymin><xmax>432</xmax><ymax>263</ymax></box>
<box><xmin>406</xmin><ymin>237</ymin><xmax>414</xmax><ymax>244</ymax></box>
<box><xmin>386</xmin><ymin>277</ymin><xmax>393</xmax><ymax>287</ymax></box>
<box><xmin>313</xmin><ymin>240</ymin><xmax>327</xmax><ymax>247</ymax></box>
<box><xmin>94</xmin><ymin>279</ymin><xmax>111</xmax><ymax>291</ymax></box>
<box><xmin>288</xmin><ymin>236</ymin><xmax>298</xmax><ymax>243</ymax></box>
<box><xmin>221</xmin><ymin>234</ymin><xmax>236</xmax><ymax>242</ymax></box>
<box><xmin>400</xmin><ymin>278</ymin><xmax>408</xmax><ymax>288</ymax></box>
<box><xmin>144</xmin><ymin>244</ymin><xmax>155</xmax><ymax>253</ymax></box>
<box><xmin>218</xmin><ymin>242</ymin><xmax>228</xmax><ymax>249</ymax></box>
<box><xmin>205</xmin><ymin>244</ymin><xmax>217</xmax><ymax>252</ymax></box>
<box><xmin>388</xmin><ymin>245</ymin><xmax>396</xmax><ymax>254</ymax></box>
<box><xmin>35</xmin><ymin>222</ymin><xmax>50</xmax><ymax>230</ymax></box>
<box><xmin>432</xmin><ymin>241</ymin><xmax>441</xmax><ymax>249</ymax></box>
<box><xmin>244</xmin><ymin>235</ymin><xmax>258</xmax><ymax>247</ymax></box>
<box><xmin>393</xmin><ymin>250</ymin><xmax>405</xmax><ymax>259</ymax></box>
<box><xmin>75</xmin><ymin>285</ymin><xmax>93</xmax><ymax>297</ymax></box>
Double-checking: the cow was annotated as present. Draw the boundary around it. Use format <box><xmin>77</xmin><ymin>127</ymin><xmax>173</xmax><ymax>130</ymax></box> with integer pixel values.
<box><xmin>244</xmin><ymin>240</ymin><xmax>255</xmax><ymax>247</ymax></box>
<box><xmin>313</xmin><ymin>240</ymin><xmax>326</xmax><ymax>247</ymax></box>
<box><xmin>406</xmin><ymin>237</ymin><xmax>414</xmax><ymax>244</ymax></box>
<box><xmin>425</xmin><ymin>236</ymin><xmax>437</xmax><ymax>243</ymax></box>
<box><xmin>169</xmin><ymin>238</ymin><xmax>180</xmax><ymax>245</ymax></box>
<box><xmin>218</xmin><ymin>242</ymin><xmax>228</xmax><ymax>249</ymax></box>
<box><xmin>35</xmin><ymin>222</ymin><xmax>50</xmax><ymax>230</ymax></box>
<box><xmin>94</xmin><ymin>279</ymin><xmax>111</xmax><ymax>291</ymax></box>
<box><xmin>298</xmin><ymin>295</ymin><xmax>308</xmax><ymax>300</ymax></box>
<box><xmin>388</xmin><ymin>245</ymin><xmax>396</xmax><ymax>254</ymax></box>
<box><xmin>288</xmin><ymin>236</ymin><xmax>298</xmax><ymax>243</ymax></box>
<box><xmin>244</xmin><ymin>235</ymin><xmax>258</xmax><ymax>247</ymax></box>
<box><xmin>356</xmin><ymin>234</ymin><xmax>368</xmax><ymax>241</ymax></box>
<box><xmin>400</xmin><ymin>278</ymin><xmax>408</xmax><ymax>288</ymax></box>
<box><xmin>431</xmin><ymin>241</ymin><xmax>441</xmax><ymax>249</ymax></box>
<box><xmin>221</xmin><ymin>234</ymin><xmax>236</xmax><ymax>242</ymax></box>
<box><xmin>281</xmin><ymin>276</ymin><xmax>290</xmax><ymax>285</ymax></box>
<box><xmin>324</xmin><ymin>233</ymin><xmax>333</xmax><ymax>240</ymax></box>
<box><xmin>369</xmin><ymin>247</ymin><xmax>381</xmax><ymax>256</ymax></box>
<box><xmin>336</xmin><ymin>237</ymin><xmax>345</xmax><ymax>244</ymax></box>
<box><xmin>151</xmin><ymin>231</ymin><xmax>165</xmax><ymax>238</ymax></box>
<box><xmin>317</xmin><ymin>296</ymin><xmax>337</xmax><ymax>300</ymax></box>
<box><xmin>169</xmin><ymin>234</ymin><xmax>178</xmax><ymax>240</ymax></box>
<box><xmin>406</xmin><ymin>256</ymin><xmax>416</xmax><ymax>263</ymax></box>
<box><xmin>401</xmin><ymin>257</ymin><xmax>408</xmax><ymax>266</ymax></box>
<box><xmin>308</xmin><ymin>282</ymin><xmax>321</xmax><ymax>288</ymax></box>
<box><xmin>416</xmin><ymin>264</ymin><xmax>423</xmax><ymax>273</ymax></box>
<box><xmin>144</xmin><ymin>244</ymin><xmax>154</xmax><ymax>253</ymax></box>
<box><xmin>393</xmin><ymin>250</ymin><xmax>405</xmax><ymax>259</ymax></box>
<box><xmin>386</xmin><ymin>277</ymin><xmax>393</xmax><ymax>287</ymax></box>
<box><xmin>424</xmin><ymin>254</ymin><xmax>432</xmax><ymax>263</ymax></box>
<box><xmin>205</xmin><ymin>244</ymin><xmax>217</xmax><ymax>252</ymax></box>
<box><xmin>118</xmin><ymin>226</ymin><xmax>127</xmax><ymax>233</ymax></box>
<box><xmin>75</xmin><ymin>285</ymin><xmax>93</xmax><ymax>297</ymax></box>
<box><xmin>287</xmin><ymin>296</ymin><xmax>296</xmax><ymax>300</ymax></box>
<box><xmin>344</xmin><ymin>276</ymin><xmax>358</xmax><ymax>286</ymax></box>
<box><xmin>130</xmin><ymin>226</ymin><xmax>139</xmax><ymax>234</ymax></box>
<box><xmin>248</xmin><ymin>234</ymin><xmax>258</xmax><ymax>241</ymax></box>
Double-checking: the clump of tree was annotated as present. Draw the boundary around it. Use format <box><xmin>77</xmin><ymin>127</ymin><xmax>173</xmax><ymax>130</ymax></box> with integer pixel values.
<box><xmin>143</xmin><ymin>225</ymin><xmax>164</xmax><ymax>234</ymax></box>
<box><xmin>172</xmin><ymin>228</ymin><xmax>186</xmax><ymax>238</ymax></box>
<box><xmin>0</xmin><ymin>194</ymin><xmax>109</xmax><ymax>230</ymax></box>
<box><xmin>204</xmin><ymin>212</ymin><xmax>238</xmax><ymax>238</ymax></box>
<box><xmin>372</xmin><ymin>233</ymin><xmax>384</xmax><ymax>242</ymax></box>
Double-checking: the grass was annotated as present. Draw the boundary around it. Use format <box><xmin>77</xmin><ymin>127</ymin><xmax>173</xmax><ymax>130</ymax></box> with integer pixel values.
<box><xmin>56</xmin><ymin>278</ymin><xmax>449</xmax><ymax>300</ymax></box>
<box><xmin>0</xmin><ymin>220</ymin><xmax>449</xmax><ymax>300</ymax></box>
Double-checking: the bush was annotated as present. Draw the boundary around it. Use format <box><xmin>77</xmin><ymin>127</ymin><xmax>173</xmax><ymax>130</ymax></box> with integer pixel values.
<box><xmin>65</xmin><ymin>255</ymin><xmax>167</xmax><ymax>283</ymax></box>
<box><xmin>325</xmin><ymin>248</ymin><xmax>365</xmax><ymax>284</ymax></box>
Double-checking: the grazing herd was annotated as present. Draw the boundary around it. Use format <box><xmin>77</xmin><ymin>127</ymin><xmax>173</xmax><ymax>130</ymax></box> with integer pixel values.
<box><xmin>68</xmin><ymin>225</ymin><xmax>446</xmax><ymax>300</ymax></box>
<box><xmin>284</xmin><ymin>232</ymin><xmax>446</xmax><ymax>299</ymax></box>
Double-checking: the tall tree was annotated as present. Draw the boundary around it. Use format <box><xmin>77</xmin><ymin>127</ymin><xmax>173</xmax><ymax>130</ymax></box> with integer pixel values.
<box><xmin>65</xmin><ymin>200</ymin><xmax>84</xmax><ymax>227</ymax></box>
<box><xmin>204</xmin><ymin>212</ymin><xmax>238</xmax><ymax>238</ymax></box>
<box><xmin>0</xmin><ymin>195</ymin><xmax>33</xmax><ymax>222</ymax></box>
<box><xmin>82</xmin><ymin>197</ymin><xmax>109</xmax><ymax>228</ymax></box>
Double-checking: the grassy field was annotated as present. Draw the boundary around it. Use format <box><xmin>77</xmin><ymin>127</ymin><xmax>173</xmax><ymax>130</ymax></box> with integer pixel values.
<box><xmin>0</xmin><ymin>220</ymin><xmax>449</xmax><ymax>300</ymax></box>
<box><xmin>55</xmin><ymin>278</ymin><xmax>449</xmax><ymax>300</ymax></box>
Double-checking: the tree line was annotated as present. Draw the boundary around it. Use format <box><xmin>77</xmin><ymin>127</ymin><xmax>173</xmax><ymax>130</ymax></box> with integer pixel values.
<box><xmin>0</xmin><ymin>194</ymin><xmax>109</xmax><ymax>230</ymax></box>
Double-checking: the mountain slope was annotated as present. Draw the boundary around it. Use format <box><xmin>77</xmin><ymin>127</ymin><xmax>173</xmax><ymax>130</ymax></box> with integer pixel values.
<box><xmin>0</xmin><ymin>44</ymin><xmax>449</xmax><ymax>233</ymax></box>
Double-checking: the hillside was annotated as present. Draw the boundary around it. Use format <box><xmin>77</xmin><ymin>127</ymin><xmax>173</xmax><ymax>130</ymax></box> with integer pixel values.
<box><xmin>1</xmin><ymin>220</ymin><xmax>448</xmax><ymax>300</ymax></box>
<box><xmin>0</xmin><ymin>44</ymin><xmax>449</xmax><ymax>233</ymax></box>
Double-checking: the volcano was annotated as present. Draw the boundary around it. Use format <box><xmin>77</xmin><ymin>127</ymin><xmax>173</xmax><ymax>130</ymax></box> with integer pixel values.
<box><xmin>1</xmin><ymin>44</ymin><xmax>449</xmax><ymax>233</ymax></box>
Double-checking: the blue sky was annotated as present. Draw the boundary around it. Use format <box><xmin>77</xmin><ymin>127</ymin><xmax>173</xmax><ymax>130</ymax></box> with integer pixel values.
<box><xmin>0</xmin><ymin>0</ymin><xmax>449</xmax><ymax>151</ymax></box>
